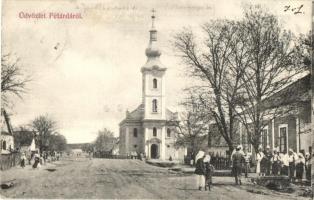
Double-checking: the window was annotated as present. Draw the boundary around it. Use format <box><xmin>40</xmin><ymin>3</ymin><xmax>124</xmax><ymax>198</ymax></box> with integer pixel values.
<box><xmin>153</xmin><ymin>127</ymin><xmax>157</xmax><ymax>137</ymax></box>
<box><xmin>133</xmin><ymin>128</ymin><xmax>138</xmax><ymax>137</ymax></box>
<box><xmin>2</xmin><ymin>141</ymin><xmax>6</xmax><ymax>150</ymax></box>
<box><xmin>167</xmin><ymin>128</ymin><xmax>171</xmax><ymax>137</ymax></box>
<box><xmin>261</xmin><ymin>128</ymin><xmax>268</xmax><ymax>150</ymax></box>
<box><xmin>279</xmin><ymin>125</ymin><xmax>288</xmax><ymax>153</ymax></box>
<box><xmin>153</xmin><ymin>78</ymin><xmax>157</xmax><ymax>89</ymax></box>
<box><xmin>152</xmin><ymin>99</ymin><xmax>157</xmax><ymax>113</ymax></box>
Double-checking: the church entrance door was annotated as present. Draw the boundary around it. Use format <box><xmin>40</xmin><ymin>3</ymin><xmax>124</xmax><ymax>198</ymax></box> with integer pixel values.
<box><xmin>150</xmin><ymin>144</ymin><xmax>158</xmax><ymax>159</ymax></box>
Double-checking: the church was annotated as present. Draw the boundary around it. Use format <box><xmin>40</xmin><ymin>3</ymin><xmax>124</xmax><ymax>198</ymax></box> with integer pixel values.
<box><xmin>119</xmin><ymin>13</ymin><xmax>186</xmax><ymax>161</ymax></box>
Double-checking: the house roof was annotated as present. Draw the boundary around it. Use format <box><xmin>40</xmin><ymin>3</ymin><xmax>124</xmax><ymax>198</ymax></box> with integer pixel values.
<box><xmin>261</xmin><ymin>74</ymin><xmax>310</xmax><ymax>110</ymax></box>
<box><xmin>1</xmin><ymin>131</ymin><xmax>13</xmax><ymax>136</ymax></box>
<box><xmin>13</xmin><ymin>130</ymin><xmax>35</xmax><ymax>146</ymax></box>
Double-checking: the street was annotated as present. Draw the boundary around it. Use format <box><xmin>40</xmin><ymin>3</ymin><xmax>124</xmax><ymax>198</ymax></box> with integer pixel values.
<box><xmin>0</xmin><ymin>156</ymin><xmax>308</xmax><ymax>199</ymax></box>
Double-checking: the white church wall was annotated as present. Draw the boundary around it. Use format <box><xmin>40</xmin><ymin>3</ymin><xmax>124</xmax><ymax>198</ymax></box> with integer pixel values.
<box><xmin>127</xmin><ymin>125</ymin><xmax>144</xmax><ymax>154</ymax></box>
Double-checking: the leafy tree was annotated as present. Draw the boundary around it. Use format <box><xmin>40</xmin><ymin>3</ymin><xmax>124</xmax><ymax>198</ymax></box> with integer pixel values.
<box><xmin>49</xmin><ymin>132</ymin><xmax>67</xmax><ymax>151</ymax></box>
<box><xmin>82</xmin><ymin>143</ymin><xmax>94</xmax><ymax>152</ymax></box>
<box><xmin>94</xmin><ymin>128</ymin><xmax>116</xmax><ymax>152</ymax></box>
<box><xmin>31</xmin><ymin>114</ymin><xmax>58</xmax><ymax>152</ymax></box>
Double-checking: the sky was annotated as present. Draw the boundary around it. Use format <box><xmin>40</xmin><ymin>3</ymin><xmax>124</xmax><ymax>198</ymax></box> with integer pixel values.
<box><xmin>2</xmin><ymin>0</ymin><xmax>311</xmax><ymax>143</ymax></box>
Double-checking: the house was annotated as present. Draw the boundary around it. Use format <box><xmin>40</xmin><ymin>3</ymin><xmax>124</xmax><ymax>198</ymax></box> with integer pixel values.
<box><xmin>239</xmin><ymin>74</ymin><xmax>311</xmax><ymax>155</ymax></box>
<box><xmin>1</xmin><ymin>109</ymin><xmax>14</xmax><ymax>154</ymax></box>
<box><xmin>0</xmin><ymin>131</ymin><xmax>14</xmax><ymax>154</ymax></box>
<box><xmin>208</xmin><ymin>74</ymin><xmax>311</xmax><ymax>157</ymax></box>
<box><xmin>119</xmin><ymin>13</ymin><xmax>186</xmax><ymax>161</ymax></box>
<box><xmin>13</xmin><ymin>130</ymin><xmax>37</xmax><ymax>152</ymax></box>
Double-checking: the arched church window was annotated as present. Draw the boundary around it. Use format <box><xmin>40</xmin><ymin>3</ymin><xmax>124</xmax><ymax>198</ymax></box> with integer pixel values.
<box><xmin>167</xmin><ymin>128</ymin><xmax>171</xmax><ymax>137</ymax></box>
<box><xmin>153</xmin><ymin>127</ymin><xmax>157</xmax><ymax>137</ymax></box>
<box><xmin>133</xmin><ymin>128</ymin><xmax>138</xmax><ymax>137</ymax></box>
<box><xmin>152</xmin><ymin>99</ymin><xmax>158</xmax><ymax>112</ymax></box>
<box><xmin>2</xmin><ymin>141</ymin><xmax>6</xmax><ymax>150</ymax></box>
<box><xmin>153</xmin><ymin>78</ymin><xmax>157</xmax><ymax>89</ymax></box>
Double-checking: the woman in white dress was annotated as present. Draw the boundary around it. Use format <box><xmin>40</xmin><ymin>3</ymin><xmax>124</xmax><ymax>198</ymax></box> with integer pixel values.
<box><xmin>256</xmin><ymin>147</ymin><xmax>264</xmax><ymax>176</ymax></box>
<box><xmin>194</xmin><ymin>151</ymin><xmax>206</xmax><ymax>191</ymax></box>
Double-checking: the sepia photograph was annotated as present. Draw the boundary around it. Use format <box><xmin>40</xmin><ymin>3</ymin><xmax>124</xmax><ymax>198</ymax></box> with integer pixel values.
<box><xmin>0</xmin><ymin>0</ymin><xmax>313</xmax><ymax>199</ymax></box>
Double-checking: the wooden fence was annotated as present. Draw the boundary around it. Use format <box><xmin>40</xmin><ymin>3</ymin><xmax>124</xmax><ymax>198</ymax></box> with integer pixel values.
<box><xmin>209</xmin><ymin>153</ymin><xmax>231</xmax><ymax>170</ymax></box>
<box><xmin>0</xmin><ymin>152</ymin><xmax>21</xmax><ymax>171</ymax></box>
<box><xmin>93</xmin><ymin>152</ymin><xmax>139</xmax><ymax>159</ymax></box>
<box><xmin>184</xmin><ymin>152</ymin><xmax>232</xmax><ymax>170</ymax></box>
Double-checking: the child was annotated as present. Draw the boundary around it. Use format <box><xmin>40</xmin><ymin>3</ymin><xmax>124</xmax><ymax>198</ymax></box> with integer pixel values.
<box><xmin>204</xmin><ymin>154</ymin><xmax>214</xmax><ymax>190</ymax></box>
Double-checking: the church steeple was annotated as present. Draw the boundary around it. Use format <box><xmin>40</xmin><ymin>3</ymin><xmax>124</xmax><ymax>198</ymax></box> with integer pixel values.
<box><xmin>145</xmin><ymin>9</ymin><xmax>161</xmax><ymax>58</ymax></box>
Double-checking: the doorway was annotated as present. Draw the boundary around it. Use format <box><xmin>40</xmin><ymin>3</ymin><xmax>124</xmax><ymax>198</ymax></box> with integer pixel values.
<box><xmin>150</xmin><ymin>144</ymin><xmax>158</xmax><ymax>159</ymax></box>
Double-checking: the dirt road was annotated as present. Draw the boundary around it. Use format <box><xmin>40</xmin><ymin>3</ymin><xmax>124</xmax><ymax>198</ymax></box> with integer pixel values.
<box><xmin>0</xmin><ymin>157</ymin><xmax>308</xmax><ymax>199</ymax></box>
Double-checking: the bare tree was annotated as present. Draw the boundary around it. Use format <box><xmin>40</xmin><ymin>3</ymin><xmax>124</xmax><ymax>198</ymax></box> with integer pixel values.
<box><xmin>31</xmin><ymin>114</ymin><xmax>58</xmax><ymax>152</ymax></box>
<box><xmin>1</xmin><ymin>54</ymin><xmax>31</xmax><ymax>107</ymax></box>
<box><xmin>173</xmin><ymin>19</ymin><xmax>249</xmax><ymax>152</ymax></box>
<box><xmin>234</xmin><ymin>5</ymin><xmax>306</xmax><ymax>152</ymax></box>
<box><xmin>172</xmin><ymin>92</ymin><xmax>211</xmax><ymax>161</ymax></box>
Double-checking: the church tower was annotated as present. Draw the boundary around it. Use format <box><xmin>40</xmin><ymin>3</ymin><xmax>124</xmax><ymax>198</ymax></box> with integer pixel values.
<box><xmin>141</xmin><ymin>10</ymin><xmax>167</xmax><ymax>120</ymax></box>
<box><xmin>119</xmin><ymin>10</ymin><xmax>186</xmax><ymax>161</ymax></box>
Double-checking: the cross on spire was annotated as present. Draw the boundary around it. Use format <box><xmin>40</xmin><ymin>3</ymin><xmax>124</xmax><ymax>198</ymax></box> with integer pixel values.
<box><xmin>151</xmin><ymin>9</ymin><xmax>156</xmax><ymax>29</ymax></box>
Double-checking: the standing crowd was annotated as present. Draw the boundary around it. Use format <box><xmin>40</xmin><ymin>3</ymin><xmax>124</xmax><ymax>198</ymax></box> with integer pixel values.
<box><xmin>194</xmin><ymin>145</ymin><xmax>312</xmax><ymax>189</ymax></box>
<box><xmin>255</xmin><ymin>146</ymin><xmax>311</xmax><ymax>183</ymax></box>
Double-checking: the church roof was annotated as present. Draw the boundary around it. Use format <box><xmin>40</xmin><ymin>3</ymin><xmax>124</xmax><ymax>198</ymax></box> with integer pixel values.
<box><xmin>126</xmin><ymin>104</ymin><xmax>145</xmax><ymax>121</ymax></box>
<box><xmin>119</xmin><ymin>104</ymin><xmax>178</xmax><ymax>125</ymax></box>
<box><xmin>141</xmin><ymin>60</ymin><xmax>166</xmax><ymax>73</ymax></box>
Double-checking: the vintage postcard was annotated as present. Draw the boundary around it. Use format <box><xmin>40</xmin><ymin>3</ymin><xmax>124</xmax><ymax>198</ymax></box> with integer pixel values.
<box><xmin>0</xmin><ymin>0</ymin><xmax>313</xmax><ymax>199</ymax></box>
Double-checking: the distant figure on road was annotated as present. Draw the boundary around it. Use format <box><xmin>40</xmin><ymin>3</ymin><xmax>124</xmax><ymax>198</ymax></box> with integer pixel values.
<box><xmin>232</xmin><ymin>145</ymin><xmax>244</xmax><ymax>185</ymax></box>
<box><xmin>89</xmin><ymin>151</ymin><xmax>93</xmax><ymax>160</ymax></box>
<box><xmin>20</xmin><ymin>153</ymin><xmax>26</xmax><ymax>168</ymax></box>
<box><xmin>194</xmin><ymin>151</ymin><xmax>205</xmax><ymax>191</ymax></box>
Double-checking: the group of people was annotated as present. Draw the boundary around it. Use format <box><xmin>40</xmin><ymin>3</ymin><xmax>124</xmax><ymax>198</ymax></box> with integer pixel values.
<box><xmin>194</xmin><ymin>151</ymin><xmax>215</xmax><ymax>191</ymax></box>
<box><xmin>256</xmin><ymin>146</ymin><xmax>311</xmax><ymax>182</ymax></box>
<box><xmin>194</xmin><ymin>145</ymin><xmax>312</xmax><ymax>189</ymax></box>
<box><xmin>19</xmin><ymin>150</ymin><xmax>62</xmax><ymax>169</ymax></box>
